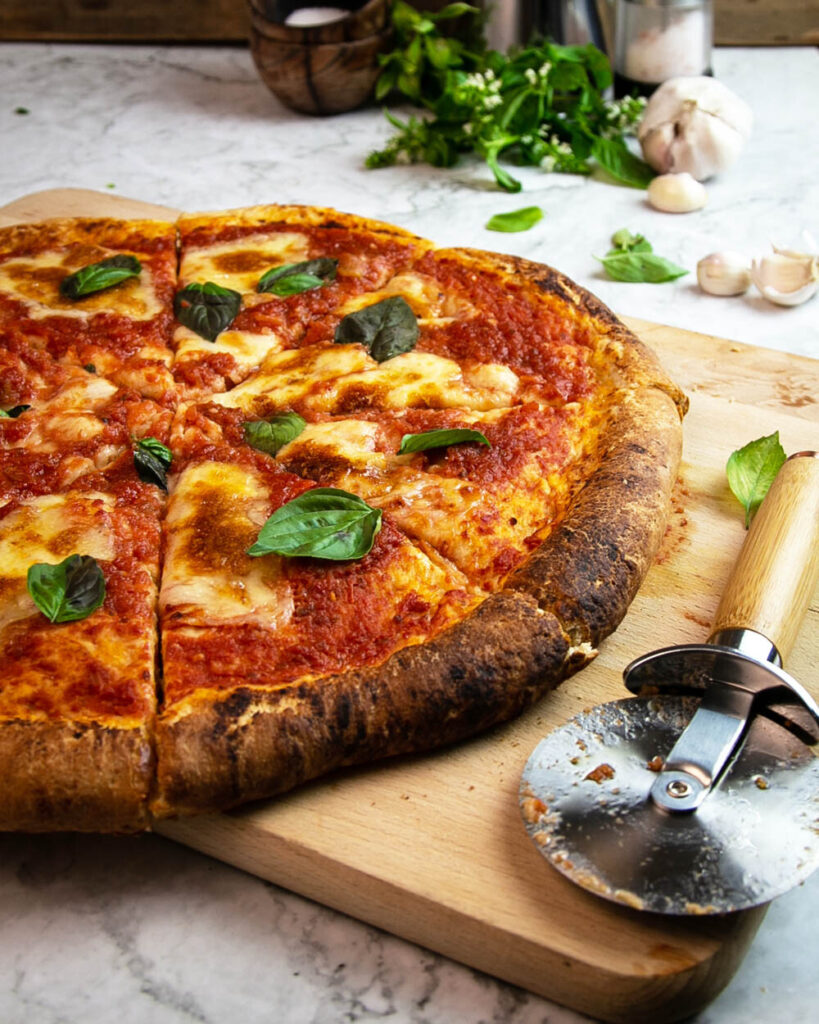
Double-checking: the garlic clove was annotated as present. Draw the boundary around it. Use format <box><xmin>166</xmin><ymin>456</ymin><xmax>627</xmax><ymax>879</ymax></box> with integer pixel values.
<box><xmin>697</xmin><ymin>252</ymin><xmax>751</xmax><ymax>296</ymax></box>
<box><xmin>751</xmin><ymin>252</ymin><xmax>819</xmax><ymax>306</ymax></box>
<box><xmin>638</xmin><ymin>77</ymin><xmax>753</xmax><ymax>181</ymax></box>
<box><xmin>647</xmin><ymin>172</ymin><xmax>707</xmax><ymax>213</ymax></box>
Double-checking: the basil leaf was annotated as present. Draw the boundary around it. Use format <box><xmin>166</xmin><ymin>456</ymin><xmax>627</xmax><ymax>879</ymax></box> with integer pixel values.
<box><xmin>398</xmin><ymin>428</ymin><xmax>491</xmax><ymax>454</ymax></box>
<box><xmin>0</xmin><ymin>404</ymin><xmax>31</xmax><ymax>419</ymax></box>
<box><xmin>258</xmin><ymin>258</ymin><xmax>338</xmax><ymax>296</ymax></box>
<box><xmin>174</xmin><ymin>282</ymin><xmax>241</xmax><ymax>342</ymax></box>
<box><xmin>134</xmin><ymin>436</ymin><xmax>172</xmax><ymax>490</ymax></box>
<box><xmin>726</xmin><ymin>432</ymin><xmax>787</xmax><ymax>529</ymax></box>
<box><xmin>334</xmin><ymin>296</ymin><xmax>418</xmax><ymax>362</ymax></box>
<box><xmin>84</xmin><ymin>363</ymin><xmax>97</xmax><ymax>373</ymax></box>
<box><xmin>485</xmin><ymin>206</ymin><xmax>543</xmax><ymax>233</ymax></box>
<box><xmin>27</xmin><ymin>554</ymin><xmax>106</xmax><ymax>623</ymax></box>
<box><xmin>59</xmin><ymin>255</ymin><xmax>142</xmax><ymax>299</ymax></box>
<box><xmin>244</xmin><ymin>412</ymin><xmax>306</xmax><ymax>456</ymax></box>
<box><xmin>592</xmin><ymin>137</ymin><xmax>655</xmax><ymax>190</ymax></box>
<box><xmin>598</xmin><ymin>251</ymin><xmax>688</xmax><ymax>283</ymax></box>
<box><xmin>248</xmin><ymin>488</ymin><xmax>383</xmax><ymax>561</ymax></box>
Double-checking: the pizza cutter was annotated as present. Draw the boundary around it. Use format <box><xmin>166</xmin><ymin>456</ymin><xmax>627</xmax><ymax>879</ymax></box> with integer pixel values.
<box><xmin>520</xmin><ymin>451</ymin><xmax>819</xmax><ymax>915</ymax></box>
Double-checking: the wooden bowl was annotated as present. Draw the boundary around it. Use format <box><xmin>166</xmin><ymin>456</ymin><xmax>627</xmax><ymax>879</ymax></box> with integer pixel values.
<box><xmin>248</xmin><ymin>0</ymin><xmax>390</xmax><ymax>44</ymax></box>
<box><xmin>249</xmin><ymin>1</ymin><xmax>393</xmax><ymax>116</ymax></box>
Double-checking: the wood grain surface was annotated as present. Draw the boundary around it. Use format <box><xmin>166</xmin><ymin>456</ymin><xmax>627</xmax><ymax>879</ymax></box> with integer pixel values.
<box><xmin>2</xmin><ymin>190</ymin><xmax>817</xmax><ymax>1023</ymax></box>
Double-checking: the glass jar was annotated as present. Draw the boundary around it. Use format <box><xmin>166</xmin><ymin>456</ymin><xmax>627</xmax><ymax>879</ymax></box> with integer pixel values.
<box><xmin>613</xmin><ymin>0</ymin><xmax>713</xmax><ymax>98</ymax></box>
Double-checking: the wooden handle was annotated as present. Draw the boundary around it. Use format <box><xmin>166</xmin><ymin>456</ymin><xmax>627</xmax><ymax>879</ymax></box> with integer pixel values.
<box><xmin>712</xmin><ymin>452</ymin><xmax>819</xmax><ymax>661</ymax></box>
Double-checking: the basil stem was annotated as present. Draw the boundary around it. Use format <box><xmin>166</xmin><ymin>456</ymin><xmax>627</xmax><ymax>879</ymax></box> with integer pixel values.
<box><xmin>258</xmin><ymin>258</ymin><xmax>338</xmax><ymax>296</ymax></box>
<box><xmin>334</xmin><ymin>296</ymin><xmax>418</xmax><ymax>362</ymax></box>
<box><xmin>398</xmin><ymin>428</ymin><xmax>490</xmax><ymax>454</ymax></box>
<box><xmin>134</xmin><ymin>437</ymin><xmax>173</xmax><ymax>490</ymax></box>
<box><xmin>27</xmin><ymin>554</ymin><xmax>106</xmax><ymax>623</ymax></box>
<box><xmin>244</xmin><ymin>412</ymin><xmax>307</xmax><ymax>456</ymax></box>
<box><xmin>60</xmin><ymin>255</ymin><xmax>142</xmax><ymax>300</ymax></box>
<box><xmin>174</xmin><ymin>282</ymin><xmax>241</xmax><ymax>342</ymax></box>
<box><xmin>247</xmin><ymin>488</ymin><xmax>383</xmax><ymax>561</ymax></box>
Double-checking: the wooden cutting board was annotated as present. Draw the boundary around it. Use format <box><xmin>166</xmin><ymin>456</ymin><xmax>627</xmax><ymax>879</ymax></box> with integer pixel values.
<box><xmin>3</xmin><ymin>189</ymin><xmax>818</xmax><ymax>1024</ymax></box>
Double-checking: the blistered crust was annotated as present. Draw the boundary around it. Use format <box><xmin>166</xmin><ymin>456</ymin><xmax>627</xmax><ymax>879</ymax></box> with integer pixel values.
<box><xmin>151</xmin><ymin>591</ymin><xmax>580</xmax><ymax>816</ymax></box>
<box><xmin>508</xmin><ymin>385</ymin><xmax>684</xmax><ymax>645</ymax></box>
<box><xmin>0</xmin><ymin>720</ymin><xmax>153</xmax><ymax>832</ymax></box>
<box><xmin>0</xmin><ymin>216</ymin><xmax>175</xmax><ymax>257</ymax></box>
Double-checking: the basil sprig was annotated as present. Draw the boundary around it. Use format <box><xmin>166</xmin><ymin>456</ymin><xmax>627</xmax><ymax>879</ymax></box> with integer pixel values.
<box><xmin>60</xmin><ymin>255</ymin><xmax>142</xmax><ymax>300</ymax></box>
<box><xmin>174</xmin><ymin>281</ymin><xmax>241</xmax><ymax>342</ymax></box>
<box><xmin>247</xmin><ymin>488</ymin><xmax>383</xmax><ymax>561</ymax></box>
<box><xmin>726</xmin><ymin>432</ymin><xmax>787</xmax><ymax>529</ymax></box>
<box><xmin>258</xmin><ymin>258</ymin><xmax>338</xmax><ymax>297</ymax></box>
<box><xmin>598</xmin><ymin>229</ymin><xmax>687</xmax><ymax>283</ymax></box>
<box><xmin>134</xmin><ymin>436</ymin><xmax>173</xmax><ymax>490</ymax></box>
<box><xmin>244</xmin><ymin>412</ymin><xmax>306</xmax><ymax>456</ymax></box>
<box><xmin>0</xmin><ymin>404</ymin><xmax>31</xmax><ymax>419</ymax></box>
<box><xmin>27</xmin><ymin>554</ymin><xmax>106</xmax><ymax>623</ymax></box>
<box><xmin>334</xmin><ymin>296</ymin><xmax>418</xmax><ymax>362</ymax></box>
<box><xmin>485</xmin><ymin>206</ymin><xmax>543</xmax><ymax>233</ymax></box>
<box><xmin>398</xmin><ymin>428</ymin><xmax>490</xmax><ymax>454</ymax></box>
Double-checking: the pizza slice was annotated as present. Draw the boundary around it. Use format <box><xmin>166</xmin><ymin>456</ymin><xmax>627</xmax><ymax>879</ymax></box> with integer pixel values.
<box><xmin>0</xmin><ymin>216</ymin><xmax>177</xmax><ymax>402</ymax></box>
<box><xmin>152</xmin><ymin>436</ymin><xmax>482</xmax><ymax>816</ymax></box>
<box><xmin>171</xmin><ymin>205</ymin><xmax>427</xmax><ymax>397</ymax></box>
<box><xmin>0</xmin><ymin>478</ymin><xmax>163</xmax><ymax>831</ymax></box>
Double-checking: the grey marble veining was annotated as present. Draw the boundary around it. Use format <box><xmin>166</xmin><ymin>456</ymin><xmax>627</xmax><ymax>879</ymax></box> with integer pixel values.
<box><xmin>0</xmin><ymin>41</ymin><xmax>817</xmax><ymax>1024</ymax></box>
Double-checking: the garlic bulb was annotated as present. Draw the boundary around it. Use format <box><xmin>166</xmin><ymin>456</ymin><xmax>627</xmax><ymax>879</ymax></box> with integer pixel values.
<box><xmin>647</xmin><ymin>172</ymin><xmax>707</xmax><ymax>213</ymax></box>
<box><xmin>638</xmin><ymin>77</ymin><xmax>753</xmax><ymax>181</ymax></box>
<box><xmin>697</xmin><ymin>252</ymin><xmax>751</xmax><ymax>296</ymax></box>
<box><xmin>751</xmin><ymin>249</ymin><xmax>818</xmax><ymax>307</ymax></box>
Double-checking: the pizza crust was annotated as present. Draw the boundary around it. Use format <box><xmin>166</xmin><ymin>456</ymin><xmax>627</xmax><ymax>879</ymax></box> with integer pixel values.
<box><xmin>0</xmin><ymin>721</ymin><xmax>153</xmax><ymax>832</ymax></box>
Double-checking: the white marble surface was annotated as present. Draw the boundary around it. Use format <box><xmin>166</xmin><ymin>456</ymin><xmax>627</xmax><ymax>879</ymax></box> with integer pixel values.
<box><xmin>0</xmin><ymin>41</ymin><xmax>817</xmax><ymax>1024</ymax></box>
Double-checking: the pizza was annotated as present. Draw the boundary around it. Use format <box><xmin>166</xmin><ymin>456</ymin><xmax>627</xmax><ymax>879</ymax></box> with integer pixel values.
<box><xmin>0</xmin><ymin>204</ymin><xmax>687</xmax><ymax>832</ymax></box>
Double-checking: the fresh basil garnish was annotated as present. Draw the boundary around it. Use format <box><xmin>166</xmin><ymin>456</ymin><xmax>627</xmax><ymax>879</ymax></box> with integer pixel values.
<box><xmin>174</xmin><ymin>281</ymin><xmax>242</xmax><ymax>342</ymax></box>
<box><xmin>591</xmin><ymin>137</ymin><xmax>655</xmax><ymax>190</ymax></box>
<box><xmin>244</xmin><ymin>412</ymin><xmax>307</xmax><ymax>456</ymax></box>
<box><xmin>726</xmin><ymin>432</ymin><xmax>787</xmax><ymax>529</ymax></box>
<box><xmin>398</xmin><ymin>428</ymin><xmax>491</xmax><ymax>454</ymax></box>
<box><xmin>84</xmin><ymin>364</ymin><xmax>96</xmax><ymax>373</ymax></box>
<box><xmin>0</xmin><ymin>404</ymin><xmax>31</xmax><ymax>419</ymax></box>
<box><xmin>59</xmin><ymin>255</ymin><xmax>142</xmax><ymax>300</ymax></box>
<box><xmin>485</xmin><ymin>206</ymin><xmax>543</xmax><ymax>233</ymax></box>
<box><xmin>598</xmin><ymin>229</ymin><xmax>687</xmax><ymax>283</ymax></box>
<box><xmin>27</xmin><ymin>554</ymin><xmax>106</xmax><ymax>623</ymax></box>
<box><xmin>133</xmin><ymin>436</ymin><xmax>173</xmax><ymax>490</ymax></box>
<box><xmin>247</xmin><ymin>488</ymin><xmax>383</xmax><ymax>561</ymax></box>
<box><xmin>257</xmin><ymin>258</ymin><xmax>338</xmax><ymax>297</ymax></box>
<box><xmin>334</xmin><ymin>296</ymin><xmax>418</xmax><ymax>362</ymax></box>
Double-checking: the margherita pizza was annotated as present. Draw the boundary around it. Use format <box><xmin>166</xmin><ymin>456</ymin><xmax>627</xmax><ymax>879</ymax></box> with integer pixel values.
<box><xmin>0</xmin><ymin>204</ymin><xmax>686</xmax><ymax>831</ymax></box>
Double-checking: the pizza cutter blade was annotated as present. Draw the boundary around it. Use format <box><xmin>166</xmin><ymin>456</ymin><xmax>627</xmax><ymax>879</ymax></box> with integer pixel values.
<box><xmin>520</xmin><ymin>451</ymin><xmax>819</xmax><ymax>915</ymax></box>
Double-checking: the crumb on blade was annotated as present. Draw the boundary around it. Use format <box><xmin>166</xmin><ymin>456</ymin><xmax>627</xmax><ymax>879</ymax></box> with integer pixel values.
<box><xmin>585</xmin><ymin>763</ymin><xmax>615</xmax><ymax>783</ymax></box>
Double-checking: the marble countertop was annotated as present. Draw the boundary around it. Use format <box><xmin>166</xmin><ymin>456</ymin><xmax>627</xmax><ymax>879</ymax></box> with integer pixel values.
<box><xmin>0</xmin><ymin>40</ymin><xmax>817</xmax><ymax>1024</ymax></box>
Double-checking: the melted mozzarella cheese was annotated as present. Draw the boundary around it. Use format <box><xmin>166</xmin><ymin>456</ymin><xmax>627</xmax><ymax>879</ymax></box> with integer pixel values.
<box><xmin>13</xmin><ymin>375</ymin><xmax>119</xmax><ymax>451</ymax></box>
<box><xmin>160</xmin><ymin>461</ymin><xmax>293</xmax><ymax>627</ymax></box>
<box><xmin>304</xmin><ymin>351</ymin><xmax>517</xmax><ymax>414</ymax></box>
<box><xmin>173</xmin><ymin>327</ymin><xmax>285</xmax><ymax>378</ymax></box>
<box><xmin>212</xmin><ymin>345</ymin><xmax>374</xmax><ymax>416</ymax></box>
<box><xmin>338</xmin><ymin>272</ymin><xmax>475</xmax><ymax>322</ymax></box>
<box><xmin>0</xmin><ymin>493</ymin><xmax>116</xmax><ymax>630</ymax></box>
<box><xmin>0</xmin><ymin>252</ymin><xmax>164</xmax><ymax>321</ymax></box>
<box><xmin>180</xmin><ymin>232</ymin><xmax>312</xmax><ymax>293</ymax></box>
